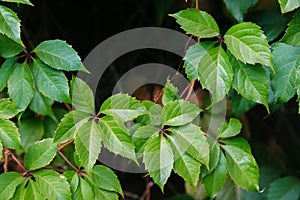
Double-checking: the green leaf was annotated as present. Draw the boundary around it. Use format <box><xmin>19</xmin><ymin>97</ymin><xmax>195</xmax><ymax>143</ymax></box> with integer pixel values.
<box><xmin>29</xmin><ymin>88</ymin><xmax>55</xmax><ymax>118</ymax></box>
<box><xmin>136</xmin><ymin>101</ymin><xmax>162</xmax><ymax>126</ymax></box>
<box><xmin>203</xmin><ymin>152</ymin><xmax>227</xmax><ymax>199</ymax></box>
<box><xmin>0</xmin><ymin>140</ymin><xmax>2</xmax><ymax>160</ymax></box>
<box><xmin>229</xmin><ymin>52</ymin><xmax>269</xmax><ymax>110</ymax></box>
<box><xmin>231</xmin><ymin>92</ymin><xmax>256</xmax><ymax>116</ymax></box>
<box><xmin>281</xmin><ymin>10</ymin><xmax>300</xmax><ymax>46</ymax></box>
<box><xmin>0</xmin><ymin>172</ymin><xmax>23</xmax><ymax>200</ymax></box>
<box><xmin>271</xmin><ymin>43</ymin><xmax>300</xmax><ymax>102</ymax></box>
<box><xmin>224</xmin><ymin>0</ymin><xmax>258</xmax><ymax>22</ymax></box>
<box><xmin>168</xmin><ymin>134</ymin><xmax>201</xmax><ymax>188</ymax></box>
<box><xmin>92</xmin><ymin>185</ymin><xmax>119</xmax><ymax>200</ymax></box>
<box><xmin>10</xmin><ymin>181</ymin><xmax>25</xmax><ymax>200</ymax></box>
<box><xmin>70</xmin><ymin>77</ymin><xmax>95</xmax><ymax>114</ymax></box>
<box><xmin>162</xmin><ymin>79</ymin><xmax>179</xmax><ymax>106</ymax></box>
<box><xmin>24</xmin><ymin>180</ymin><xmax>45</xmax><ymax>200</ymax></box>
<box><xmin>99</xmin><ymin>116</ymin><xmax>136</xmax><ymax>162</ymax></box>
<box><xmin>170</xmin><ymin>8</ymin><xmax>220</xmax><ymax>38</ymax></box>
<box><xmin>0</xmin><ymin>0</ymin><xmax>33</xmax><ymax>6</ymax></box>
<box><xmin>33</xmin><ymin>40</ymin><xmax>87</xmax><ymax>72</ymax></box>
<box><xmin>99</xmin><ymin>93</ymin><xmax>145</xmax><ymax>121</ymax></box>
<box><xmin>73</xmin><ymin>177</ymin><xmax>94</xmax><ymax>200</ymax></box>
<box><xmin>221</xmin><ymin>137</ymin><xmax>252</xmax><ymax>154</ymax></box>
<box><xmin>297</xmin><ymin>68</ymin><xmax>300</xmax><ymax>113</ymax></box>
<box><xmin>222</xmin><ymin>143</ymin><xmax>259</xmax><ymax>191</ymax></box>
<box><xmin>143</xmin><ymin>135</ymin><xmax>174</xmax><ymax>191</ymax></box>
<box><xmin>32</xmin><ymin>59</ymin><xmax>70</xmax><ymax>103</ymax></box>
<box><xmin>63</xmin><ymin>171</ymin><xmax>79</xmax><ymax>193</ymax></box>
<box><xmin>161</xmin><ymin>100</ymin><xmax>201</xmax><ymax>126</ymax></box>
<box><xmin>169</xmin><ymin>124</ymin><xmax>209</xmax><ymax>168</ymax></box>
<box><xmin>224</xmin><ymin>22</ymin><xmax>272</xmax><ymax>68</ymax></box>
<box><xmin>0</xmin><ymin>119</ymin><xmax>21</xmax><ymax>149</ymax></box>
<box><xmin>183</xmin><ymin>42</ymin><xmax>214</xmax><ymax>81</ymax></box>
<box><xmin>206</xmin><ymin>137</ymin><xmax>221</xmax><ymax>172</ymax></box>
<box><xmin>278</xmin><ymin>0</ymin><xmax>300</xmax><ymax>13</ymax></box>
<box><xmin>24</xmin><ymin>138</ymin><xmax>57</xmax><ymax>171</ymax></box>
<box><xmin>0</xmin><ymin>34</ymin><xmax>24</xmax><ymax>58</ymax></box>
<box><xmin>215</xmin><ymin>178</ymin><xmax>242</xmax><ymax>200</ymax></box>
<box><xmin>8</xmin><ymin>62</ymin><xmax>34</xmax><ymax>110</ymax></box>
<box><xmin>53</xmin><ymin>110</ymin><xmax>90</xmax><ymax>144</ymax></box>
<box><xmin>33</xmin><ymin>170</ymin><xmax>71</xmax><ymax>200</ymax></box>
<box><xmin>19</xmin><ymin>118</ymin><xmax>44</xmax><ymax>149</ymax></box>
<box><xmin>0</xmin><ymin>57</ymin><xmax>17</xmax><ymax>92</ymax></box>
<box><xmin>198</xmin><ymin>46</ymin><xmax>233</xmax><ymax>103</ymax></box>
<box><xmin>0</xmin><ymin>98</ymin><xmax>20</xmax><ymax>119</ymax></box>
<box><xmin>267</xmin><ymin>177</ymin><xmax>300</xmax><ymax>200</ymax></box>
<box><xmin>91</xmin><ymin>165</ymin><xmax>123</xmax><ymax>196</ymax></box>
<box><xmin>75</xmin><ymin>121</ymin><xmax>102</xmax><ymax>172</ymax></box>
<box><xmin>133</xmin><ymin>125</ymin><xmax>160</xmax><ymax>154</ymax></box>
<box><xmin>0</xmin><ymin>5</ymin><xmax>23</xmax><ymax>45</ymax></box>
<box><xmin>217</xmin><ymin>118</ymin><xmax>242</xmax><ymax>139</ymax></box>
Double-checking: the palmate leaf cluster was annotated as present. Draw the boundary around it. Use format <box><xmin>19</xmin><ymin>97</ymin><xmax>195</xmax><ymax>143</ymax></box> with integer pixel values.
<box><xmin>0</xmin><ymin>0</ymin><xmax>300</xmax><ymax>199</ymax></box>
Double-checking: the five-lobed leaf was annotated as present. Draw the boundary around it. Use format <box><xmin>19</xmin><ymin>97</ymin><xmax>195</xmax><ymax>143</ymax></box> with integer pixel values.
<box><xmin>217</xmin><ymin>118</ymin><xmax>242</xmax><ymax>139</ymax></box>
<box><xmin>224</xmin><ymin>0</ymin><xmax>258</xmax><ymax>22</ymax></box>
<box><xmin>0</xmin><ymin>57</ymin><xmax>17</xmax><ymax>92</ymax></box>
<box><xmin>170</xmin><ymin>8</ymin><xmax>220</xmax><ymax>38</ymax></box>
<box><xmin>33</xmin><ymin>170</ymin><xmax>72</xmax><ymax>200</ymax></box>
<box><xmin>271</xmin><ymin>43</ymin><xmax>300</xmax><ymax>102</ymax></box>
<box><xmin>224</xmin><ymin>22</ymin><xmax>273</xmax><ymax>68</ymax></box>
<box><xmin>0</xmin><ymin>118</ymin><xmax>21</xmax><ymax>149</ymax></box>
<box><xmin>198</xmin><ymin>46</ymin><xmax>233</xmax><ymax>104</ymax></box>
<box><xmin>278</xmin><ymin>0</ymin><xmax>300</xmax><ymax>13</ymax></box>
<box><xmin>32</xmin><ymin>59</ymin><xmax>71</xmax><ymax>103</ymax></box>
<box><xmin>143</xmin><ymin>135</ymin><xmax>174</xmax><ymax>191</ymax></box>
<box><xmin>281</xmin><ymin>10</ymin><xmax>300</xmax><ymax>46</ymax></box>
<box><xmin>24</xmin><ymin>138</ymin><xmax>58</xmax><ymax>171</ymax></box>
<box><xmin>0</xmin><ymin>172</ymin><xmax>23</xmax><ymax>200</ymax></box>
<box><xmin>75</xmin><ymin>121</ymin><xmax>102</xmax><ymax>172</ymax></box>
<box><xmin>8</xmin><ymin>62</ymin><xmax>34</xmax><ymax>110</ymax></box>
<box><xmin>0</xmin><ymin>98</ymin><xmax>20</xmax><ymax>119</ymax></box>
<box><xmin>0</xmin><ymin>34</ymin><xmax>24</xmax><ymax>58</ymax></box>
<box><xmin>267</xmin><ymin>177</ymin><xmax>300</xmax><ymax>200</ymax></box>
<box><xmin>33</xmin><ymin>39</ymin><xmax>88</xmax><ymax>72</ymax></box>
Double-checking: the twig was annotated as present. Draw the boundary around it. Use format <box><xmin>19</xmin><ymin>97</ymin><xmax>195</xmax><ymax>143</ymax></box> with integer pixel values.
<box><xmin>58</xmin><ymin>139</ymin><xmax>74</xmax><ymax>151</ymax></box>
<box><xmin>4</xmin><ymin>148</ymin><xmax>9</xmax><ymax>172</ymax></box>
<box><xmin>64</xmin><ymin>103</ymin><xmax>72</xmax><ymax>112</ymax></box>
<box><xmin>124</xmin><ymin>191</ymin><xmax>139</xmax><ymax>199</ymax></box>
<box><xmin>58</xmin><ymin>149</ymin><xmax>81</xmax><ymax>174</ymax></box>
<box><xmin>10</xmin><ymin>153</ymin><xmax>27</xmax><ymax>173</ymax></box>
<box><xmin>185</xmin><ymin>80</ymin><xmax>195</xmax><ymax>101</ymax></box>
<box><xmin>145</xmin><ymin>176</ymin><xmax>153</xmax><ymax>200</ymax></box>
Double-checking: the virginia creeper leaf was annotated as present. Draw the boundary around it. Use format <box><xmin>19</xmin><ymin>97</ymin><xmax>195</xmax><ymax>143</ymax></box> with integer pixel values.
<box><xmin>170</xmin><ymin>8</ymin><xmax>220</xmax><ymax>38</ymax></box>
<box><xmin>19</xmin><ymin>118</ymin><xmax>44</xmax><ymax>149</ymax></box>
<box><xmin>10</xmin><ymin>181</ymin><xmax>25</xmax><ymax>200</ymax></box>
<box><xmin>267</xmin><ymin>177</ymin><xmax>300</xmax><ymax>200</ymax></box>
<box><xmin>0</xmin><ymin>141</ymin><xmax>2</xmax><ymax>160</ymax></box>
<box><xmin>162</xmin><ymin>79</ymin><xmax>179</xmax><ymax>106</ymax></box>
<box><xmin>0</xmin><ymin>0</ymin><xmax>33</xmax><ymax>6</ymax></box>
<box><xmin>231</xmin><ymin>92</ymin><xmax>256</xmax><ymax>116</ymax></box>
<box><xmin>198</xmin><ymin>46</ymin><xmax>233</xmax><ymax>103</ymax></box>
<box><xmin>29</xmin><ymin>88</ymin><xmax>55</xmax><ymax>118</ymax></box>
<box><xmin>0</xmin><ymin>172</ymin><xmax>23</xmax><ymax>200</ymax></box>
<box><xmin>63</xmin><ymin>171</ymin><xmax>79</xmax><ymax>194</ymax></box>
<box><xmin>133</xmin><ymin>125</ymin><xmax>160</xmax><ymax>154</ymax></box>
<box><xmin>24</xmin><ymin>180</ymin><xmax>45</xmax><ymax>200</ymax></box>
<box><xmin>143</xmin><ymin>135</ymin><xmax>174</xmax><ymax>191</ymax></box>
<box><xmin>278</xmin><ymin>0</ymin><xmax>300</xmax><ymax>13</ymax></box>
<box><xmin>136</xmin><ymin>101</ymin><xmax>162</xmax><ymax>126</ymax></box>
<box><xmin>24</xmin><ymin>138</ymin><xmax>57</xmax><ymax>171</ymax></box>
<box><xmin>33</xmin><ymin>170</ymin><xmax>72</xmax><ymax>200</ymax></box>
<box><xmin>33</xmin><ymin>39</ymin><xmax>88</xmax><ymax>72</ymax></box>
<box><xmin>224</xmin><ymin>0</ymin><xmax>258</xmax><ymax>22</ymax></box>
<box><xmin>0</xmin><ymin>98</ymin><xmax>20</xmax><ymax>119</ymax></box>
<box><xmin>73</xmin><ymin>177</ymin><xmax>94</xmax><ymax>200</ymax></box>
<box><xmin>92</xmin><ymin>185</ymin><xmax>119</xmax><ymax>200</ymax></box>
<box><xmin>224</xmin><ymin>22</ymin><xmax>272</xmax><ymax>68</ymax></box>
<box><xmin>0</xmin><ymin>34</ymin><xmax>23</xmax><ymax>58</ymax></box>
<box><xmin>0</xmin><ymin>57</ymin><xmax>17</xmax><ymax>92</ymax></box>
<box><xmin>281</xmin><ymin>10</ymin><xmax>300</xmax><ymax>46</ymax></box>
<box><xmin>32</xmin><ymin>59</ymin><xmax>70</xmax><ymax>103</ymax></box>
<box><xmin>75</xmin><ymin>121</ymin><xmax>102</xmax><ymax>172</ymax></box>
<box><xmin>217</xmin><ymin>118</ymin><xmax>242</xmax><ymax>139</ymax></box>
<box><xmin>8</xmin><ymin>62</ymin><xmax>34</xmax><ymax>110</ymax></box>
<box><xmin>161</xmin><ymin>100</ymin><xmax>201</xmax><ymax>126</ymax></box>
<box><xmin>0</xmin><ymin>118</ymin><xmax>21</xmax><ymax>149</ymax></box>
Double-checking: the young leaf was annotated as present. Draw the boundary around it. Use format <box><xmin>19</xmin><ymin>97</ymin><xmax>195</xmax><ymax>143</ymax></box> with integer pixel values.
<box><xmin>24</xmin><ymin>179</ymin><xmax>45</xmax><ymax>200</ymax></box>
<box><xmin>73</xmin><ymin>177</ymin><xmax>94</xmax><ymax>200</ymax></box>
<box><xmin>278</xmin><ymin>0</ymin><xmax>300</xmax><ymax>13</ymax></box>
<box><xmin>224</xmin><ymin>22</ymin><xmax>272</xmax><ymax>68</ymax></box>
<box><xmin>33</xmin><ymin>170</ymin><xmax>72</xmax><ymax>200</ymax></box>
<box><xmin>99</xmin><ymin>93</ymin><xmax>146</xmax><ymax>121</ymax></box>
<box><xmin>0</xmin><ymin>34</ymin><xmax>24</xmax><ymax>58</ymax></box>
<box><xmin>33</xmin><ymin>40</ymin><xmax>87</xmax><ymax>72</ymax></box>
<box><xmin>24</xmin><ymin>138</ymin><xmax>58</xmax><ymax>171</ymax></box>
<box><xmin>99</xmin><ymin>116</ymin><xmax>136</xmax><ymax>162</ymax></box>
<box><xmin>29</xmin><ymin>88</ymin><xmax>55</xmax><ymax>118</ymax></box>
<box><xmin>222</xmin><ymin>143</ymin><xmax>259</xmax><ymax>191</ymax></box>
<box><xmin>0</xmin><ymin>98</ymin><xmax>20</xmax><ymax>119</ymax></box>
<box><xmin>271</xmin><ymin>43</ymin><xmax>300</xmax><ymax>102</ymax></box>
<box><xmin>267</xmin><ymin>177</ymin><xmax>300</xmax><ymax>200</ymax></box>
<box><xmin>203</xmin><ymin>152</ymin><xmax>227</xmax><ymax>199</ymax></box>
<box><xmin>217</xmin><ymin>118</ymin><xmax>242</xmax><ymax>139</ymax></box>
<box><xmin>53</xmin><ymin>110</ymin><xmax>90</xmax><ymax>144</ymax></box>
<box><xmin>0</xmin><ymin>57</ymin><xmax>17</xmax><ymax>92</ymax></box>
<box><xmin>19</xmin><ymin>118</ymin><xmax>44</xmax><ymax>149</ymax></box>
<box><xmin>0</xmin><ymin>0</ymin><xmax>33</xmax><ymax>6</ymax></box>
<box><xmin>183</xmin><ymin>42</ymin><xmax>214</xmax><ymax>81</ymax></box>
<box><xmin>0</xmin><ymin>119</ymin><xmax>21</xmax><ymax>149</ymax></box>
<box><xmin>75</xmin><ymin>121</ymin><xmax>102</xmax><ymax>172</ymax></box>
<box><xmin>198</xmin><ymin>46</ymin><xmax>233</xmax><ymax>103</ymax></box>
<box><xmin>0</xmin><ymin>5</ymin><xmax>23</xmax><ymax>45</ymax></box>
<box><xmin>90</xmin><ymin>165</ymin><xmax>123</xmax><ymax>196</ymax></box>
<box><xmin>281</xmin><ymin>10</ymin><xmax>300</xmax><ymax>46</ymax></box>
<box><xmin>0</xmin><ymin>172</ymin><xmax>23</xmax><ymax>200</ymax></box>
<box><xmin>170</xmin><ymin>8</ymin><xmax>220</xmax><ymax>38</ymax></box>
<box><xmin>8</xmin><ymin>62</ymin><xmax>34</xmax><ymax>110</ymax></box>
<box><xmin>70</xmin><ymin>77</ymin><xmax>95</xmax><ymax>114</ymax></box>
<box><xmin>229</xmin><ymin>52</ymin><xmax>269</xmax><ymax>110</ymax></box>
<box><xmin>143</xmin><ymin>135</ymin><xmax>174</xmax><ymax>191</ymax></box>
<box><xmin>169</xmin><ymin>124</ymin><xmax>209</xmax><ymax>167</ymax></box>
<box><xmin>32</xmin><ymin>59</ymin><xmax>70</xmax><ymax>103</ymax></box>
<box><xmin>162</xmin><ymin>79</ymin><xmax>179</xmax><ymax>106</ymax></box>
<box><xmin>168</xmin><ymin>134</ymin><xmax>201</xmax><ymax>188</ymax></box>
<box><xmin>161</xmin><ymin>100</ymin><xmax>201</xmax><ymax>126</ymax></box>
<box><xmin>224</xmin><ymin>0</ymin><xmax>258</xmax><ymax>22</ymax></box>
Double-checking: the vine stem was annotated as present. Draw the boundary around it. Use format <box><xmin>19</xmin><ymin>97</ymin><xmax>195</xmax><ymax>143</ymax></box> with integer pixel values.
<box><xmin>57</xmin><ymin>149</ymin><xmax>81</xmax><ymax>173</ymax></box>
<box><xmin>4</xmin><ymin>148</ymin><xmax>28</xmax><ymax>175</ymax></box>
